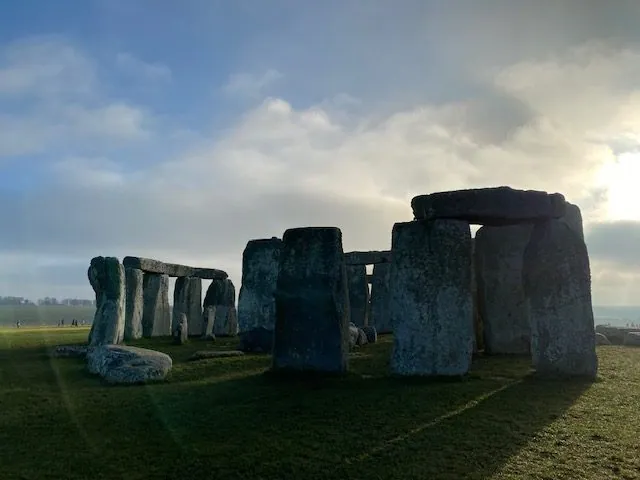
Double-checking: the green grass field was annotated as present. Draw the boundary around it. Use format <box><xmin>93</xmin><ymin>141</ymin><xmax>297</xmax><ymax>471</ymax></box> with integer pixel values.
<box><xmin>1</xmin><ymin>328</ymin><xmax>639</xmax><ymax>480</ymax></box>
<box><xmin>0</xmin><ymin>305</ymin><xmax>95</xmax><ymax>328</ymax></box>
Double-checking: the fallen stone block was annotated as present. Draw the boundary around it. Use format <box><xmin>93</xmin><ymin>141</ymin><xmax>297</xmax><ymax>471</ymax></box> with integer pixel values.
<box><xmin>87</xmin><ymin>345</ymin><xmax>172</xmax><ymax>384</ymax></box>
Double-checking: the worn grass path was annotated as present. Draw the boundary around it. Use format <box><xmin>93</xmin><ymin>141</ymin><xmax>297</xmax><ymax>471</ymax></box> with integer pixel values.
<box><xmin>1</xmin><ymin>328</ymin><xmax>639</xmax><ymax>479</ymax></box>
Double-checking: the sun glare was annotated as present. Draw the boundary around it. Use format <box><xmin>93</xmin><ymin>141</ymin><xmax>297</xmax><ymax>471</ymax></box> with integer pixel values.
<box><xmin>599</xmin><ymin>152</ymin><xmax>640</xmax><ymax>221</ymax></box>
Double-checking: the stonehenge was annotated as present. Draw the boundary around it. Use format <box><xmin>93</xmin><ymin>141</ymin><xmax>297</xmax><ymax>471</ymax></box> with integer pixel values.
<box><xmin>124</xmin><ymin>267</ymin><xmax>144</xmax><ymax>341</ymax></box>
<box><xmin>88</xmin><ymin>256</ymin><xmax>126</xmax><ymax>346</ymax></box>
<box><xmin>203</xmin><ymin>278</ymin><xmax>238</xmax><ymax>337</ymax></box>
<box><xmin>346</xmin><ymin>265</ymin><xmax>369</xmax><ymax>327</ymax></box>
<box><xmin>142</xmin><ymin>273</ymin><xmax>171</xmax><ymax>337</ymax></box>
<box><xmin>172</xmin><ymin>276</ymin><xmax>203</xmax><ymax>336</ymax></box>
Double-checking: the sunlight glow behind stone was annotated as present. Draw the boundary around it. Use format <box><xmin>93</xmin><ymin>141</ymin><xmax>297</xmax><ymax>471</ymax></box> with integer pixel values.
<box><xmin>600</xmin><ymin>152</ymin><xmax>640</xmax><ymax>221</ymax></box>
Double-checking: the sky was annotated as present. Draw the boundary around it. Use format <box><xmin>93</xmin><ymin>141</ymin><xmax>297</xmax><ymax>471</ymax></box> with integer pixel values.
<box><xmin>0</xmin><ymin>0</ymin><xmax>640</xmax><ymax>306</ymax></box>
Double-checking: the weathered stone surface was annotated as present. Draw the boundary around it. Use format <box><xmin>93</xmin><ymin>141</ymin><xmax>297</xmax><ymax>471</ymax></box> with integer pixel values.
<box><xmin>560</xmin><ymin>202</ymin><xmax>584</xmax><ymax>241</ymax></box>
<box><xmin>344</xmin><ymin>250</ymin><xmax>392</xmax><ymax>265</ymax></box>
<box><xmin>202</xmin><ymin>305</ymin><xmax>216</xmax><ymax>340</ymax></box>
<box><xmin>142</xmin><ymin>273</ymin><xmax>171</xmax><ymax>337</ymax></box>
<box><xmin>624</xmin><ymin>332</ymin><xmax>640</xmax><ymax>346</ymax></box>
<box><xmin>173</xmin><ymin>313</ymin><xmax>188</xmax><ymax>345</ymax></box>
<box><xmin>124</xmin><ymin>267</ymin><xmax>144</xmax><ymax>341</ymax></box>
<box><xmin>348</xmin><ymin>324</ymin><xmax>368</xmax><ymax>348</ymax></box>
<box><xmin>123</xmin><ymin>256</ymin><xmax>227</xmax><ymax>280</ymax></box>
<box><xmin>87</xmin><ymin>345</ymin><xmax>172</xmax><ymax>384</ymax></box>
<box><xmin>52</xmin><ymin>345</ymin><xmax>89</xmax><ymax>358</ymax></box>
<box><xmin>595</xmin><ymin>333</ymin><xmax>611</xmax><ymax>345</ymax></box>
<box><xmin>411</xmin><ymin>187</ymin><xmax>566</xmax><ymax>225</ymax></box>
<box><xmin>204</xmin><ymin>278</ymin><xmax>238</xmax><ymax>337</ymax></box>
<box><xmin>595</xmin><ymin>325</ymin><xmax>640</xmax><ymax>345</ymax></box>
<box><xmin>346</xmin><ymin>264</ymin><xmax>369</xmax><ymax>327</ymax></box>
<box><xmin>189</xmin><ymin>350</ymin><xmax>245</xmax><ymax>361</ymax></box>
<box><xmin>361</xmin><ymin>325</ymin><xmax>377</xmax><ymax>344</ymax></box>
<box><xmin>389</xmin><ymin>220</ymin><xmax>474</xmax><ymax>376</ymax></box>
<box><xmin>369</xmin><ymin>262</ymin><xmax>392</xmax><ymax>333</ymax></box>
<box><xmin>172</xmin><ymin>277</ymin><xmax>203</xmax><ymax>336</ymax></box>
<box><xmin>523</xmin><ymin>220</ymin><xmax>598</xmax><ymax>378</ymax></box>
<box><xmin>475</xmin><ymin>224</ymin><xmax>533</xmax><ymax>354</ymax></box>
<box><xmin>88</xmin><ymin>256</ymin><xmax>126</xmax><ymax>347</ymax></box>
<box><xmin>272</xmin><ymin>227</ymin><xmax>350</xmax><ymax>374</ymax></box>
<box><xmin>238</xmin><ymin>327</ymin><xmax>274</xmax><ymax>353</ymax></box>
<box><xmin>237</xmin><ymin>238</ymin><xmax>282</xmax><ymax>333</ymax></box>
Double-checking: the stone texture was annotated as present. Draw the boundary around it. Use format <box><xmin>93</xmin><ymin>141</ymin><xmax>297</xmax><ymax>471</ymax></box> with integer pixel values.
<box><xmin>369</xmin><ymin>262</ymin><xmax>392</xmax><ymax>333</ymax></box>
<box><xmin>361</xmin><ymin>325</ymin><xmax>377</xmax><ymax>344</ymax></box>
<box><xmin>88</xmin><ymin>256</ymin><xmax>126</xmax><ymax>347</ymax></box>
<box><xmin>204</xmin><ymin>279</ymin><xmax>238</xmax><ymax>337</ymax></box>
<box><xmin>346</xmin><ymin>264</ymin><xmax>369</xmax><ymax>327</ymax></box>
<box><xmin>87</xmin><ymin>345</ymin><xmax>172</xmax><ymax>384</ymax></box>
<box><xmin>124</xmin><ymin>267</ymin><xmax>144</xmax><ymax>341</ymax></box>
<box><xmin>123</xmin><ymin>256</ymin><xmax>227</xmax><ymax>280</ymax></box>
<box><xmin>475</xmin><ymin>224</ymin><xmax>533</xmax><ymax>354</ymax></box>
<box><xmin>523</xmin><ymin>220</ymin><xmax>598</xmax><ymax>378</ymax></box>
<box><xmin>624</xmin><ymin>332</ymin><xmax>640</xmax><ymax>346</ymax></box>
<box><xmin>173</xmin><ymin>313</ymin><xmax>188</xmax><ymax>345</ymax></box>
<box><xmin>561</xmin><ymin>202</ymin><xmax>584</xmax><ymax>241</ymax></box>
<box><xmin>595</xmin><ymin>333</ymin><xmax>611</xmax><ymax>345</ymax></box>
<box><xmin>348</xmin><ymin>324</ymin><xmax>368</xmax><ymax>349</ymax></box>
<box><xmin>202</xmin><ymin>305</ymin><xmax>216</xmax><ymax>340</ymax></box>
<box><xmin>189</xmin><ymin>350</ymin><xmax>245</xmax><ymax>361</ymax></box>
<box><xmin>52</xmin><ymin>345</ymin><xmax>89</xmax><ymax>358</ymax></box>
<box><xmin>237</xmin><ymin>238</ymin><xmax>282</xmax><ymax>333</ymax></box>
<box><xmin>172</xmin><ymin>277</ymin><xmax>203</xmax><ymax>336</ymax></box>
<box><xmin>411</xmin><ymin>186</ymin><xmax>566</xmax><ymax>225</ymax></box>
<box><xmin>389</xmin><ymin>220</ymin><xmax>474</xmax><ymax>376</ymax></box>
<box><xmin>238</xmin><ymin>327</ymin><xmax>273</xmax><ymax>353</ymax></box>
<box><xmin>344</xmin><ymin>250</ymin><xmax>392</xmax><ymax>265</ymax></box>
<box><xmin>272</xmin><ymin>227</ymin><xmax>350</xmax><ymax>374</ymax></box>
<box><xmin>595</xmin><ymin>325</ymin><xmax>640</xmax><ymax>345</ymax></box>
<box><xmin>142</xmin><ymin>273</ymin><xmax>171</xmax><ymax>337</ymax></box>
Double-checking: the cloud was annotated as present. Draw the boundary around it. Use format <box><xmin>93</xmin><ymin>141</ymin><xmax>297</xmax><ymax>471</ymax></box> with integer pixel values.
<box><xmin>115</xmin><ymin>52</ymin><xmax>172</xmax><ymax>82</ymax></box>
<box><xmin>221</xmin><ymin>69</ymin><xmax>283</xmax><ymax>99</ymax></box>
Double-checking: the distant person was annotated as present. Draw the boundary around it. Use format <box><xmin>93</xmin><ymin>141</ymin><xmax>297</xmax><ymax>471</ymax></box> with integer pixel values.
<box><xmin>16</xmin><ymin>320</ymin><xmax>21</xmax><ymax>329</ymax></box>
<box><xmin>61</xmin><ymin>319</ymin><xmax>65</xmax><ymax>327</ymax></box>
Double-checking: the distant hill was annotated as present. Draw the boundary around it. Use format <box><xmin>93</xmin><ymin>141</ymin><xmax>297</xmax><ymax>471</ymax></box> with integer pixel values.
<box><xmin>0</xmin><ymin>304</ymin><xmax>95</xmax><ymax>328</ymax></box>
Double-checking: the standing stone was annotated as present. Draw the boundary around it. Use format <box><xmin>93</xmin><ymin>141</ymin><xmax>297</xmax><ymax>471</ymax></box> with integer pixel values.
<box><xmin>142</xmin><ymin>273</ymin><xmax>171</xmax><ymax>337</ymax></box>
<box><xmin>173</xmin><ymin>313</ymin><xmax>188</xmax><ymax>345</ymax></box>
<box><xmin>346</xmin><ymin>264</ymin><xmax>369</xmax><ymax>327</ymax></box>
<box><xmin>272</xmin><ymin>227</ymin><xmax>350</xmax><ymax>374</ymax></box>
<box><xmin>523</xmin><ymin>220</ymin><xmax>598</xmax><ymax>378</ymax></box>
<box><xmin>370</xmin><ymin>262</ymin><xmax>392</xmax><ymax>333</ymax></box>
<box><xmin>88</xmin><ymin>256</ymin><xmax>126</xmax><ymax>346</ymax></box>
<box><xmin>204</xmin><ymin>279</ymin><xmax>238</xmax><ymax>337</ymax></box>
<box><xmin>561</xmin><ymin>202</ymin><xmax>584</xmax><ymax>241</ymax></box>
<box><xmin>124</xmin><ymin>267</ymin><xmax>144</xmax><ymax>341</ymax></box>
<box><xmin>389</xmin><ymin>220</ymin><xmax>474</xmax><ymax>376</ymax></box>
<box><xmin>172</xmin><ymin>277</ymin><xmax>203</xmax><ymax>336</ymax></box>
<box><xmin>475</xmin><ymin>224</ymin><xmax>533</xmax><ymax>354</ymax></box>
<box><xmin>202</xmin><ymin>305</ymin><xmax>216</xmax><ymax>339</ymax></box>
<box><xmin>237</xmin><ymin>238</ymin><xmax>282</xmax><ymax>333</ymax></box>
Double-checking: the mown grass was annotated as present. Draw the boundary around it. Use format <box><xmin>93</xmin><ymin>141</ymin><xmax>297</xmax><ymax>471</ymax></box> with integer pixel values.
<box><xmin>0</xmin><ymin>305</ymin><xmax>95</xmax><ymax>328</ymax></box>
<box><xmin>1</xmin><ymin>328</ymin><xmax>639</xmax><ymax>479</ymax></box>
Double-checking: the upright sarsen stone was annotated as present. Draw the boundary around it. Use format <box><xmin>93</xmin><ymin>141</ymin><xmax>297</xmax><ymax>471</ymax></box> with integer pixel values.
<box><xmin>142</xmin><ymin>273</ymin><xmax>171</xmax><ymax>337</ymax></box>
<box><xmin>204</xmin><ymin>278</ymin><xmax>238</xmax><ymax>337</ymax></box>
<box><xmin>346</xmin><ymin>264</ymin><xmax>369</xmax><ymax>327</ymax></box>
<box><xmin>523</xmin><ymin>220</ymin><xmax>598</xmax><ymax>378</ymax></box>
<box><xmin>389</xmin><ymin>220</ymin><xmax>474</xmax><ymax>376</ymax></box>
<box><xmin>272</xmin><ymin>227</ymin><xmax>350</xmax><ymax>374</ymax></box>
<box><xmin>370</xmin><ymin>262</ymin><xmax>392</xmax><ymax>333</ymax></box>
<box><xmin>172</xmin><ymin>277</ymin><xmax>203</xmax><ymax>336</ymax></box>
<box><xmin>88</xmin><ymin>256</ymin><xmax>126</xmax><ymax>346</ymax></box>
<box><xmin>124</xmin><ymin>267</ymin><xmax>144</xmax><ymax>341</ymax></box>
<box><xmin>237</xmin><ymin>238</ymin><xmax>282</xmax><ymax>333</ymax></box>
<box><xmin>475</xmin><ymin>224</ymin><xmax>533</xmax><ymax>354</ymax></box>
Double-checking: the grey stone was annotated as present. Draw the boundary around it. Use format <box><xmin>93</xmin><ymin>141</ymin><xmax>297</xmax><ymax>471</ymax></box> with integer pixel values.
<box><xmin>348</xmin><ymin>323</ymin><xmax>368</xmax><ymax>348</ymax></box>
<box><xmin>523</xmin><ymin>220</ymin><xmax>598</xmax><ymax>378</ymax></box>
<box><xmin>389</xmin><ymin>220</ymin><xmax>474</xmax><ymax>376</ymax></box>
<box><xmin>189</xmin><ymin>350</ymin><xmax>245</xmax><ymax>361</ymax></box>
<box><xmin>370</xmin><ymin>262</ymin><xmax>392</xmax><ymax>333</ymax></box>
<box><xmin>595</xmin><ymin>325</ymin><xmax>640</xmax><ymax>345</ymax></box>
<box><xmin>172</xmin><ymin>277</ymin><xmax>203</xmax><ymax>336</ymax></box>
<box><xmin>202</xmin><ymin>305</ymin><xmax>216</xmax><ymax>340</ymax></box>
<box><xmin>173</xmin><ymin>313</ymin><xmax>188</xmax><ymax>345</ymax></box>
<box><xmin>475</xmin><ymin>224</ymin><xmax>533</xmax><ymax>354</ymax></box>
<box><xmin>411</xmin><ymin>186</ymin><xmax>566</xmax><ymax>225</ymax></box>
<box><xmin>52</xmin><ymin>345</ymin><xmax>89</xmax><ymax>358</ymax></box>
<box><xmin>344</xmin><ymin>250</ymin><xmax>392</xmax><ymax>265</ymax></box>
<box><xmin>561</xmin><ymin>202</ymin><xmax>584</xmax><ymax>241</ymax></box>
<box><xmin>346</xmin><ymin>264</ymin><xmax>369</xmax><ymax>327</ymax></box>
<box><xmin>595</xmin><ymin>333</ymin><xmax>611</xmax><ymax>345</ymax></box>
<box><xmin>237</xmin><ymin>238</ymin><xmax>282</xmax><ymax>333</ymax></box>
<box><xmin>142</xmin><ymin>273</ymin><xmax>171</xmax><ymax>337</ymax></box>
<box><xmin>87</xmin><ymin>345</ymin><xmax>172</xmax><ymax>384</ymax></box>
<box><xmin>88</xmin><ymin>256</ymin><xmax>126</xmax><ymax>347</ymax></box>
<box><xmin>238</xmin><ymin>327</ymin><xmax>274</xmax><ymax>353</ymax></box>
<box><xmin>272</xmin><ymin>227</ymin><xmax>350</xmax><ymax>374</ymax></box>
<box><xmin>122</xmin><ymin>256</ymin><xmax>227</xmax><ymax>280</ymax></box>
<box><xmin>204</xmin><ymin>278</ymin><xmax>238</xmax><ymax>337</ymax></box>
<box><xmin>624</xmin><ymin>332</ymin><xmax>640</xmax><ymax>346</ymax></box>
<box><xmin>361</xmin><ymin>325</ymin><xmax>377</xmax><ymax>344</ymax></box>
<box><xmin>124</xmin><ymin>267</ymin><xmax>144</xmax><ymax>341</ymax></box>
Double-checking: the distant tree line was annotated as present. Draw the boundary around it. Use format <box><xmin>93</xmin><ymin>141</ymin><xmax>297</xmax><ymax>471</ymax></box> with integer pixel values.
<box><xmin>0</xmin><ymin>296</ymin><xmax>95</xmax><ymax>307</ymax></box>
